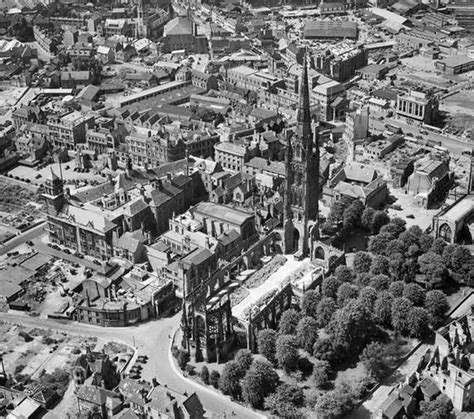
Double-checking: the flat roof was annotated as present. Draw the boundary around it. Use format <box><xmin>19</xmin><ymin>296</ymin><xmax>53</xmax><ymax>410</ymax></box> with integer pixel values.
<box><xmin>440</xmin><ymin>55</ymin><xmax>474</xmax><ymax>68</ymax></box>
<box><xmin>193</xmin><ymin>202</ymin><xmax>254</xmax><ymax>226</ymax></box>
<box><xmin>119</xmin><ymin>81</ymin><xmax>189</xmax><ymax>105</ymax></box>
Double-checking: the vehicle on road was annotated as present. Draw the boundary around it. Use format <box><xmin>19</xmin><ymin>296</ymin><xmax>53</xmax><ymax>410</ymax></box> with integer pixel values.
<box><xmin>385</xmin><ymin>123</ymin><xmax>402</xmax><ymax>134</ymax></box>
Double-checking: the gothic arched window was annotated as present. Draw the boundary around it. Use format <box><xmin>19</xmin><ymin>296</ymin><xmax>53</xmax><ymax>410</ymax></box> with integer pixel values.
<box><xmin>439</xmin><ymin>223</ymin><xmax>452</xmax><ymax>243</ymax></box>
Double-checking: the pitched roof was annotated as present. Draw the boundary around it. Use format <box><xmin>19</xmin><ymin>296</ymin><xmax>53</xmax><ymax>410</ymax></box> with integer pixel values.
<box><xmin>245</xmin><ymin>157</ymin><xmax>285</xmax><ymax>176</ymax></box>
<box><xmin>343</xmin><ymin>163</ymin><xmax>378</xmax><ymax>184</ymax></box>
<box><xmin>115</xmin><ymin>230</ymin><xmax>145</xmax><ymax>252</ymax></box>
<box><xmin>61</xmin><ymin>204</ymin><xmax>117</xmax><ymax>233</ymax></box>
<box><xmin>193</xmin><ymin>202</ymin><xmax>253</xmax><ymax>226</ymax></box>
<box><xmin>182</xmin><ymin>392</ymin><xmax>204</xmax><ymax>417</ymax></box>
<box><xmin>164</xmin><ymin>17</ymin><xmax>193</xmax><ymax>36</ymax></box>
<box><xmin>76</xmin><ymin>385</ymin><xmax>120</xmax><ymax>406</ymax></box>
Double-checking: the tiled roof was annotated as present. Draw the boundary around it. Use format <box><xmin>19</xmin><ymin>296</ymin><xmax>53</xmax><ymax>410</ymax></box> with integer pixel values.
<box><xmin>61</xmin><ymin>204</ymin><xmax>117</xmax><ymax>233</ymax></box>
<box><xmin>246</xmin><ymin>157</ymin><xmax>285</xmax><ymax>176</ymax></box>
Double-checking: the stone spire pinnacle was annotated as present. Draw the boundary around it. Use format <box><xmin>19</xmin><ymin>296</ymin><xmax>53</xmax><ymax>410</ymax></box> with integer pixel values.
<box><xmin>297</xmin><ymin>49</ymin><xmax>312</xmax><ymax>141</ymax></box>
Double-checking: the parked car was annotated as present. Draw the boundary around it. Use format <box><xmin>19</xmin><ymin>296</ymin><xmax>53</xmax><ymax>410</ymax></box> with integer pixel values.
<box><xmin>93</xmin><ymin>259</ymin><xmax>101</xmax><ymax>265</ymax></box>
<box><xmin>63</xmin><ymin>249</ymin><xmax>71</xmax><ymax>255</ymax></box>
<box><xmin>26</xmin><ymin>241</ymin><xmax>34</xmax><ymax>246</ymax></box>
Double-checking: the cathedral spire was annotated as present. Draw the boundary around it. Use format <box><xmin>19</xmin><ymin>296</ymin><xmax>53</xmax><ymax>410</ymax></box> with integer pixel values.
<box><xmin>297</xmin><ymin>50</ymin><xmax>312</xmax><ymax>140</ymax></box>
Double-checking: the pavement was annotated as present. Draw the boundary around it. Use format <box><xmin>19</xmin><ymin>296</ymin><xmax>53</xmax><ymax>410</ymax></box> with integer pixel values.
<box><xmin>0</xmin><ymin>312</ymin><xmax>263</xmax><ymax>419</ymax></box>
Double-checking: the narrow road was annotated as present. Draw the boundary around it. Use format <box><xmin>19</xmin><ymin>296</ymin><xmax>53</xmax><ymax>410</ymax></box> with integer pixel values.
<box><xmin>0</xmin><ymin>222</ymin><xmax>45</xmax><ymax>256</ymax></box>
<box><xmin>0</xmin><ymin>312</ymin><xmax>263</xmax><ymax>419</ymax></box>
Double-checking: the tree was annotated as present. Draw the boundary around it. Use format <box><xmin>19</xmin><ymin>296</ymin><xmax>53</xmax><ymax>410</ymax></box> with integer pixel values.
<box><xmin>419</xmin><ymin>394</ymin><xmax>454</xmax><ymax>419</ymax></box>
<box><xmin>391</xmin><ymin>298</ymin><xmax>414</xmax><ymax>335</ymax></box>
<box><xmin>407</xmin><ymin>243</ymin><xmax>421</xmax><ymax>258</ymax></box>
<box><xmin>337</xmin><ymin>283</ymin><xmax>359</xmax><ymax>306</ymax></box>
<box><xmin>200</xmin><ymin>366</ymin><xmax>209</xmax><ymax>384</ymax></box>
<box><xmin>389</xmin><ymin>281</ymin><xmax>405</xmax><ymax>297</ymax></box>
<box><xmin>419</xmin><ymin>234</ymin><xmax>434</xmax><ymax>254</ymax></box>
<box><xmin>398</xmin><ymin>230</ymin><xmax>420</xmax><ymax>251</ymax></box>
<box><xmin>276</xmin><ymin>334</ymin><xmax>299</xmax><ymax>373</ymax></box>
<box><xmin>321</xmin><ymin>220</ymin><xmax>337</xmax><ymax>236</ymax></box>
<box><xmin>445</xmin><ymin>244</ymin><xmax>474</xmax><ymax>284</ymax></box>
<box><xmin>194</xmin><ymin>107</ymin><xmax>217</xmax><ymax>122</ymax></box>
<box><xmin>353</xmin><ymin>252</ymin><xmax>373</xmax><ymax>274</ymax></box>
<box><xmin>210</xmin><ymin>370</ymin><xmax>220</xmax><ymax>388</ymax></box>
<box><xmin>389</xmin><ymin>217</ymin><xmax>407</xmax><ymax>236</ymax></box>
<box><xmin>316</xmin><ymin>297</ymin><xmax>337</xmax><ymax>327</ymax></box>
<box><xmin>177</xmin><ymin>350</ymin><xmax>190</xmax><ymax>370</ymax></box>
<box><xmin>368</xmin><ymin>232</ymin><xmax>393</xmax><ymax>255</ymax></box>
<box><xmin>257</xmin><ymin>329</ymin><xmax>277</xmax><ymax>363</ymax></box>
<box><xmin>356</xmin><ymin>272</ymin><xmax>372</xmax><ymax>287</ymax></box>
<box><xmin>430</xmin><ymin>238</ymin><xmax>447</xmax><ymax>255</ymax></box>
<box><xmin>314</xmin><ymin>383</ymin><xmax>356</xmax><ymax>419</ymax></box>
<box><xmin>342</xmin><ymin>199</ymin><xmax>364</xmax><ymax>229</ymax></box>
<box><xmin>302</xmin><ymin>290</ymin><xmax>321</xmax><ymax>319</ymax></box>
<box><xmin>361</xmin><ymin>207</ymin><xmax>375</xmax><ymax>231</ymax></box>
<box><xmin>388</xmin><ymin>253</ymin><xmax>405</xmax><ymax>280</ymax></box>
<box><xmin>265</xmin><ymin>383</ymin><xmax>304</xmax><ymax>419</ymax></box>
<box><xmin>241</xmin><ymin>359</ymin><xmax>279</xmax><ymax>408</ymax></box>
<box><xmin>334</xmin><ymin>266</ymin><xmax>355</xmax><ymax>283</ymax></box>
<box><xmin>403</xmin><ymin>283</ymin><xmax>425</xmax><ymax>306</ymax></box>
<box><xmin>425</xmin><ymin>290</ymin><xmax>448</xmax><ymax>326</ymax></box>
<box><xmin>321</xmin><ymin>276</ymin><xmax>342</xmax><ymax>299</ymax></box>
<box><xmin>327</xmin><ymin>299</ymin><xmax>375</xmax><ymax>351</ymax></box>
<box><xmin>419</xmin><ymin>252</ymin><xmax>446</xmax><ymax>287</ymax></box>
<box><xmin>327</xmin><ymin>196</ymin><xmax>354</xmax><ymax>226</ymax></box>
<box><xmin>370</xmin><ymin>255</ymin><xmax>390</xmax><ymax>275</ymax></box>
<box><xmin>369</xmin><ymin>274</ymin><xmax>390</xmax><ymax>291</ymax></box>
<box><xmin>235</xmin><ymin>349</ymin><xmax>253</xmax><ymax>372</ymax></box>
<box><xmin>279</xmin><ymin>309</ymin><xmax>302</xmax><ymax>335</ymax></box>
<box><xmin>311</xmin><ymin>359</ymin><xmax>331</xmax><ymax>389</ymax></box>
<box><xmin>358</xmin><ymin>287</ymin><xmax>378</xmax><ymax>312</ymax></box>
<box><xmin>374</xmin><ymin>291</ymin><xmax>393</xmax><ymax>326</ymax></box>
<box><xmin>296</xmin><ymin>316</ymin><xmax>319</xmax><ymax>353</ymax></box>
<box><xmin>219</xmin><ymin>361</ymin><xmax>244</xmax><ymax>399</ymax></box>
<box><xmin>408</xmin><ymin>307</ymin><xmax>430</xmax><ymax>339</ymax></box>
<box><xmin>385</xmin><ymin>239</ymin><xmax>405</xmax><ymax>256</ymax></box>
<box><xmin>361</xmin><ymin>342</ymin><xmax>387</xmax><ymax>380</ymax></box>
<box><xmin>370</xmin><ymin>210</ymin><xmax>390</xmax><ymax>234</ymax></box>
<box><xmin>313</xmin><ymin>337</ymin><xmax>343</xmax><ymax>366</ymax></box>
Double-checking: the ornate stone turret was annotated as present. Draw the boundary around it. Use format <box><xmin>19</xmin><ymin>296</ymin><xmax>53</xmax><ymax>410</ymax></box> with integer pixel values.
<box><xmin>42</xmin><ymin>167</ymin><xmax>64</xmax><ymax>215</ymax></box>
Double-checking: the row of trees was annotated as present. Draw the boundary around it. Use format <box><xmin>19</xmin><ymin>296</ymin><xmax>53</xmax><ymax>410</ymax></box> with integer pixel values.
<box><xmin>366</xmin><ymin>218</ymin><xmax>473</xmax><ymax>287</ymax></box>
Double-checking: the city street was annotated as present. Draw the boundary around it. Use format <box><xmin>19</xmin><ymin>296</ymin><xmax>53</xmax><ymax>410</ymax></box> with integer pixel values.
<box><xmin>0</xmin><ymin>312</ymin><xmax>263</xmax><ymax>419</ymax></box>
<box><xmin>0</xmin><ymin>222</ymin><xmax>45</xmax><ymax>256</ymax></box>
<box><xmin>370</xmin><ymin>117</ymin><xmax>472</xmax><ymax>154</ymax></box>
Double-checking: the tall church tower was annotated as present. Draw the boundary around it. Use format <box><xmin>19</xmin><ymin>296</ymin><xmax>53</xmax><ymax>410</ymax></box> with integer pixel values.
<box><xmin>284</xmin><ymin>52</ymin><xmax>320</xmax><ymax>256</ymax></box>
<box><xmin>42</xmin><ymin>168</ymin><xmax>64</xmax><ymax>215</ymax></box>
